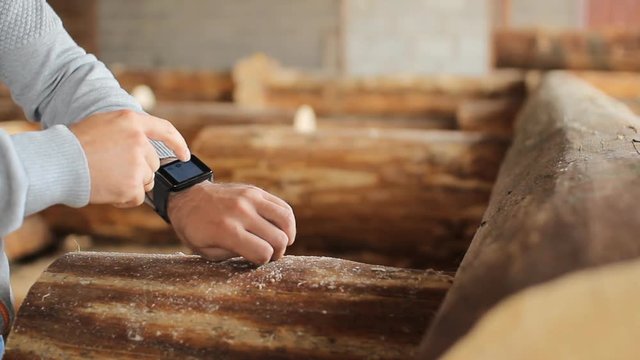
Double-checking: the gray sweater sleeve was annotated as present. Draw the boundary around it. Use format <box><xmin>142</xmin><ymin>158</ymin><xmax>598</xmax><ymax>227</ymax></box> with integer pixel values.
<box><xmin>0</xmin><ymin>0</ymin><xmax>143</xmax><ymax>237</ymax></box>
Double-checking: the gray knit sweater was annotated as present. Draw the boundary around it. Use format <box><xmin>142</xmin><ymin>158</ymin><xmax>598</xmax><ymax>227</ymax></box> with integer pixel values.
<box><xmin>0</xmin><ymin>0</ymin><xmax>150</xmax><ymax>334</ymax></box>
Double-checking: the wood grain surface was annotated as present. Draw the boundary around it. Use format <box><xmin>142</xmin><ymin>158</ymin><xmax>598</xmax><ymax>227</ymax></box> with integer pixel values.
<box><xmin>6</xmin><ymin>252</ymin><xmax>453</xmax><ymax>359</ymax></box>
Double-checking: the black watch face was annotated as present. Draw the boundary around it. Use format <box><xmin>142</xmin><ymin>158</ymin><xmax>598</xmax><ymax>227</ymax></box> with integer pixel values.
<box><xmin>159</xmin><ymin>156</ymin><xmax>212</xmax><ymax>185</ymax></box>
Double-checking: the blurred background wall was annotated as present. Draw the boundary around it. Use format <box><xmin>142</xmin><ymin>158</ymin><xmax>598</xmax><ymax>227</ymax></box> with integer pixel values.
<box><xmin>48</xmin><ymin>0</ymin><xmax>640</xmax><ymax>75</ymax></box>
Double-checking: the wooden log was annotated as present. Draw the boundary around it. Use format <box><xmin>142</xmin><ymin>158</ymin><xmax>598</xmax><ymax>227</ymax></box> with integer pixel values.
<box><xmin>42</xmin><ymin>126</ymin><xmax>509</xmax><ymax>269</ymax></box>
<box><xmin>42</xmin><ymin>205</ymin><xmax>174</xmax><ymax>244</ymax></box>
<box><xmin>494</xmin><ymin>28</ymin><xmax>640</xmax><ymax>71</ymax></box>
<box><xmin>442</xmin><ymin>259</ymin><xmax>640</xmax><ymax>360</ymax></box>
<box><xmin>193</xmin><ymin>125</ymin><xmax>509</xmax><ymax>269</ymax></box>
<box><xmin>418</xmin><ymin>72</ymin><xmax>640</xmax><ymax>358</ymax></box>
<box><xmin>234</xmin><ymin>54</ymin><xmax>526</xmax><ymax>117</ymax></box>
<box><xmin>111</xmin><ymin>66</ymin><xmax>234</xmax><ymax>102</ymax></box>
<box><xmin>150</xmin><ymin>101</ymin><xmax>456</xmax><ymax>144</ymax></box>
<box><xmin>4</xmin><ymin>216</ymin><xmax>53</xmax><ymax>262</ymax></box>
<box><xmin>456</xmin><ymin>97</ymin><xmax>523</xmax><ymax>136</ymax></box>
<box><xmin>6</xmin><ymin>252</ymin><xmax>453</xmax><ymax>359</ymax></box>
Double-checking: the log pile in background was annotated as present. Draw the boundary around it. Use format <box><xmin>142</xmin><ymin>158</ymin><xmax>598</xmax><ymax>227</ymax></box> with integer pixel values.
<box><xmin>6</xmin><ymin>252</ymin><xmax>453</xmax><ymax>359</ymax></box>
<box><xmin>149</xmin><ymin>102</ymin><xmax>456</xmax><ymax>144</ymax></box>
<box><xmin>234</xmin><ymin>54</ymin><xmax>526</xmax><ymax>127</ymax></box>
<box><xmin>494</xmin><ymin>28</ymin><xmax>640</xmax><ymax>71</ymax></box>
<box><xmin>42</xmin><ymin>125</ymin><xmax>509</xmax><ymax>270</ymax></box>
<box><xmin>4</xmin><ymin>216</ymin><xmax>53</xmax><ymax>262</ymax></box>
<box><xmin>419</xmin><ymin>72</ymin><xmax>640</xmax><ymax>358</ymax></box>
<box><xmin>111</xmin><ymin>66</ymin><xmax>234</xmax><ymax>102</ymax></box>
<box><xmin>193</xmin><ymin>125</ymin><xmax>509</xmax><ymax>269</ymax></box>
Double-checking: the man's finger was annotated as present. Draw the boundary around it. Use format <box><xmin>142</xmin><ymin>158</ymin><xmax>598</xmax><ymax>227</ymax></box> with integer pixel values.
<box><xmin>143</xmin><ymin>142</ymin><xmax>161</xmax><ymax>173</ymax></box>
<box><xmin>256</xmin><ymin>198</ymin><xmax>296</xmax><ymax>246</ymax></box>
<box><xmin>139</xmin><ymin>114</ymin><xmax>191</xmax><ymax>161</ymax></box>
<box><xmin>226</xmin><ymin>230</ymin><xmax>275</xmax><ymax>265</ymax></box>
<box><xmin>196</xmin><ymin>247</ymin><xmax>237</xmax><ymax>262</ymax></box>
<box><xmin>246</xmin><ymin>215</ymin><xmax>289</xmax><ymax>261</ymax></box>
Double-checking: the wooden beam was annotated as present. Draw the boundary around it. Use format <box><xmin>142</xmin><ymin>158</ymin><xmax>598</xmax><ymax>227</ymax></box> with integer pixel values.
<box><xmin>418</xmin><ymin>72</ymin><xmax>640</xmax><ymax>358</ymax></box>
<box><xmin>42</xmin><ymin>126</ymin><xmax>509</xmax><ymax>269</ymax></box>
<box><xmin>4</xmin><ymin>215</ymin><xmax>53</xmax><ymax>261</ymax></box>
<box><xmin>111</xmin><ymin>67</ymin><xmax>234</xmax><ymax>102</ymax></box>
<box><xmin>456</xmin><ymin>97</ymin><xmax>523</xmax><ymax>136</ymax></box>
<box><xmin>150</xmin><ymin>101</ymin><xmax>456</xmax><ymax>144</ymax></box>
<box><xmin>494</xmin><ymin>28</ymin><xmax>640</xmax><ymax>71</ymax></box>
<box><xmin>233</xmin><ymin>54</ymin><xmax>526</xmax><ymax>117</ymax></box>
<box><xmin>193</xmin><ymin>126</ymin><xmax>509</xmax><ymax>269</ymax></box>
<box><xmin>442</xmin><ymin>259</ymin><xmax>640</xmax><ymax>360</ymax></box>
<box><xmin>6</xmin><ymin>252</ymin><xmax>453</xmax><ymax>359</ymax></box>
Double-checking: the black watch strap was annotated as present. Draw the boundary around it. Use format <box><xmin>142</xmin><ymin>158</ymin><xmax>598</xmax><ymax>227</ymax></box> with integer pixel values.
<box><xmin>153</xmin><ymin>172</ymin><xmax>173</xmax><ymax>223</ymax></box>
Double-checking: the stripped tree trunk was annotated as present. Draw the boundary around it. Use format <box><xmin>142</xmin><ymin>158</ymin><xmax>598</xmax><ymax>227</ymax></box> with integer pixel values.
<box><xmin>418</xmin><ymin>72</ymin><xmax>640</xmax><ymax>358</ymax></box>
<box><xmin>43</xmin><ymin>126</ymin><xmax>509</xmax><ymax>269</ymax></box>
<box><xmin>495</xmin><ymin>29</ymin><xmax>640</xmax><ymax>71</ymax></box>
<box><xmin>234</xmin><ymin>54</ymin><xmax>525</xmax><ymax>118</ymax></box>
<box><xmin>6</xmin><ymin>252</ymin><xmax>453</xmax><ymax>360</ymax></box>
<box><xmin>193</xmin><ymin>126</ymin><xmax>509</xmax><ymax>269</ymax></box>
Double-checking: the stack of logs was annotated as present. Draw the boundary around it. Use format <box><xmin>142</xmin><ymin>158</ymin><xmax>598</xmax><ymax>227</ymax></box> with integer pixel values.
<box><xmin>7</xmin><ymin>72</ymin><xmax>640</xmax><ymax>359</ymax></box>
<box><xmin>2</xmin><ymin>54</ymin><xmax>527</xmax><ymax>270</ymax></box>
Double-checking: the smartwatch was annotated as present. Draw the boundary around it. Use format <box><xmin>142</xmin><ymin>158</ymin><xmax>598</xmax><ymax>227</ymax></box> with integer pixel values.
<box><xmin>151</xmin><ymin>154</ymin><xmax>213</xmax><ymax>223</ymax></box>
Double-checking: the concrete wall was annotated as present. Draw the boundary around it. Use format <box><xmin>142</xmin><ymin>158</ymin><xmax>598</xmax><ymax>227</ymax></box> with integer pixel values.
<box><xmin>97</xmin><ymin>0</ymin><xmax>491</xmax><ymax>75</ymax></box>
<box><xmin>98</xmin><ymin>0</ymin><xmax>341</xmax><ymax>71</ymax></box>
<box><xmin>344</xmin><ymin>0</ymin><xmax>491</xmax><ymax>75</ymax></box>
<box><xmin>509</xmin><ymin>0</ymin><xmax>585</xmax><ymax>29</ymax></box>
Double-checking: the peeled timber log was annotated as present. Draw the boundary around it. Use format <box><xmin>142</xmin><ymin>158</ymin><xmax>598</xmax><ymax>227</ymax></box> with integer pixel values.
<box><xmin>418</xmin><ymin>72</ymin><xmax>640</xmax><ymax>358</ymax></box>
<box><xmin>150</xmin><ymin>102</ymin><xmax>456</xmax><ymax>144</ymax></box>
<box><xmin>193</xmin><ymin>126</ymin><xmax>509</xmax><ymax>269</ymax></box>
<box><xmin>111</xmin><ymin>66</ymin><xmax>234</xmax><ymax>102</ymax></box>
<box><xmin>234</xmin><ymin>54</ymin><xmax>525</xmax><ymax>117</ymax></box>
<box><xmin>495</xmin><ymin>28</ymin><xmax>640</xmax><ymax>71</ymax></box>
<box><xmin>456</xmin><ymin>97</ymin><xmax>523</xmax><ymax>136</ymax></box>
<box><xmin>6</xmin><ymin>252</ymin><xmax>453</xmax><ymax>359</ymax></box>
<box><xmin>44</xmin><ymin>126</ymin><xmax>509</xmax><ymax>269</ymax></box>
<box><xmin>442</xmin><ymin>259</ymin><xmax>640</xmax><ymax>360</ymax></box>
<box><xmin>4</xmin><ymin>215</ymin><xmax>53</xmax><ymax>261</ymax></box>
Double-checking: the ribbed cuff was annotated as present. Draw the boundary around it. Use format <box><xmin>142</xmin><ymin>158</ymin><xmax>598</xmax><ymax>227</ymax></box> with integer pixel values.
<box><xmin>11</xmin><ymin>125</ymin><xmax>90</xmax><ymax>214</ymax></box>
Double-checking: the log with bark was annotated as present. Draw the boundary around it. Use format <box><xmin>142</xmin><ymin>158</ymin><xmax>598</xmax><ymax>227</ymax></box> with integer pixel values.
<box><xmin>418</xmin><ymin>72</ymin><xmax>640</xmax><ymax>358</ymax></box>
<box><xmin>43</xmin><ymin>126</ymin><xmax>509</xmax><ymax>269</ymax></box>
<box><xmin>234</xmin><ymin>54</ymin><xmax>526</xmax><ymax>118</ymax></box>
<box><xmin>6</xmin><ymin>252</ymin><xmax>453</xmax><ymax>359</ymax></box>
<box><xmin>111</xmin><ymin>66</ymin><xmax>234</xmax><ymax>102</ymax></box>
<box><xmin>494</xmin><ymin>28</ymin><xmax>640</xmax><ymax>71</ymax></box>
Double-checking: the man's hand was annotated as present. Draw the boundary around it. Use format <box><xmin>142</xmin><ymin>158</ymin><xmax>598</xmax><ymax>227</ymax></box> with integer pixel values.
<box><xmin>168</xmin><ymin>182</ymin><xmax>297</xmax><ymax>265</ymax></box>
<box><xmin>70</xmin><ymin>110</ymin><xmax>190</xmax><ymax>207</ymax></box>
